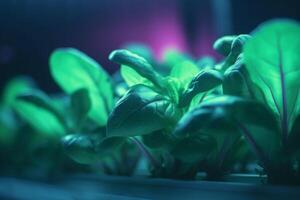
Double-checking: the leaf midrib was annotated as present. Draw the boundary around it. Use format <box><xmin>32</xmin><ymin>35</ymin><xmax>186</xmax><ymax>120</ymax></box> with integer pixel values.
<box><xmin>114</xmin><ymin>97</ymin><xmax>168</xmax><ymax>130</ymax></box>
<box><xmin>276</xmin><ymin>35</ymin><xmax>289</xmax><ymax>145</ymax></box>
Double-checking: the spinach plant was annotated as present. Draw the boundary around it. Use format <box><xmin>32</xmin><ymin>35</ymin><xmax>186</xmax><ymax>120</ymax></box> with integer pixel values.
<box><xmin>243</xmin><ymin>19</ymin><xmax>300</xmax><ymax>184</ymax></box>
<box><xmin>0</xmin><ymin>77</ymin><xmax>91</xmax><ymax>178</ymax></box>
<box><xmin>0</xmin><ymin>77</ymin><xmax>32</xmax><ymax>176</ymax></box>
<box><xmin>107</xmin><ymin>49</ymin><xmax>224</xmax><ymax>179</ymax></box>
<box><xmin>48</xmin><ymin>48</ymin><xmax>140</xmax><ymax>175</ymax></box>
<box><xmin>171</xmin><ymin>35</ymin><xmax>254</xmax><ymax>178</ymax></box>
<box><xmin>176</xmin><ymin>19</ymin><xmax>300</xmax><ymax>184</ymax></box>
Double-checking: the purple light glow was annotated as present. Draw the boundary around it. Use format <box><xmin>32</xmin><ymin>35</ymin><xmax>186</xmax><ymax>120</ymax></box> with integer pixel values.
<box><xmin>194</xmin><ymin>25</ymin><xmax>217</xmax><ymax>57</ymax></box>
<box><xmin>143</xmin><ymin>11</ymin><xmax>188</xmax><ymax>60</ymax></box>
<box><xmin>83</xmin><ymin>3</ymin><xmax>217</xmax><ymax>72</ymax></box>
<box><xmin>89</xmin><ymin>10</ymin><xmax>187</xmax><ymax>61</ymax></box>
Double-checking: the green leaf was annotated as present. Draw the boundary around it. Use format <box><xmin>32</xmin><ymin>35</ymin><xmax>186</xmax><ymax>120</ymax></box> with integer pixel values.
<box><xmin>164</xmin><ymin>77</ymin><xmax>182</xmax><ymax>104</ymax></box>
<box><xmin>223</xmin><ymin>55</ymin><xmax>253</xmax><ymax>98</ymax></box>
<box><xmin>178</xmin><ymin>96</ymin><xmax>275</xmax><ymax>132</ymax></box>
<box><xmin>14</xmin><ymin>90</ymin><xmax>66</xmax><ymax>136</ymax></box>
<box><xmin>62</xmin><ymin>134</ymin><xmax>125</xmax><ymax>164</ymax></box>
<box><xmin>120</xmin><ymin>65</ymin><xmax>152</xmax><ymax>87</ymax></box>
<box><xmin>109</xmin><ymin>49</ymin><xmax>165</xmax><ymax>89</ymax></box>
<box><xmin>244</xmin><ymin>20</ymin><xmax>300</xmax><ymax>143</ymax></box>
<box><xmin>122</xmin><ymin>43</ymin><xmax>154</xmax><ymax>62</ymax></box>
<box><xmin>174</xmin><ymin>104</ymin><xmax>234</xmax><ymax>138</ymax></box>
<box><xmin>62</xmin><ymin>134</ymin><xmax>98</xmax><ymax>164</ymax></box>
<box><xmin>71</xmin><ymin>88</ymin><xmax>91</xmax><ymax>126</ymax></box>
<box><xmin>216</xmin><ymin>35</ymin><xmax>251</xmax><ymax>71</ymax></box>
<box><xmin>50</xmin><ymin>48</ymin><xmax>114</xmax><ymax>126</ymax></box>
<box><xmin>107</xmin><ymin>85</ymin><xmax>179</xmax><ymax>137</ymax></box>
<box><xmin>188</xmin><ymin>92</ymin><xmax>216</xmax><ymax>111</ymax></box>
<box><xmin>2</xmin><ymin>76</ymin><xmax>35</xmax><ymax>107</ymax></box>
<box><xmin>171</xmin><ymin>135</ymin><xmax>216</xmax><ymax>163</ymax></box>
<box><xmin>230</xmin><ymin>35</ymin><xmax>251</xmax><ymax>59</ymax></box>
<box><xmin>179</xmin><ymin>69</ymin><xmax>223</xmax><ymax>107</ymax></box>
<box><xmin>223</xmin><ymin>56</ymin><xmax>267</xmax><ymax>103</ymax></box>
<box><xmin>174</xmin><ymin>96</ymin><xmax>281</xmax><ymax>168</ymax></box>
<box><xmin>213</xmin><ymin>35</ymin><xmax>236</xmax><ymax>56</ymax></box>
<box><xmin>170</xmin><ymin>61</ymin><xmax>200</xmax><ymax>88</ymax></box>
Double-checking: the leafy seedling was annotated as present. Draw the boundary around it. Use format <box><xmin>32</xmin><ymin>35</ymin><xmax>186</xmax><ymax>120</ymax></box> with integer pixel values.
<box><xmin>243</xmin><ymin>19</ymin><xmax>300</xmax><ymax>184</ymax></box>
<box><xmin>184</xmin><ymin>19</ymin><xmax>300</xmax><ymax>184</ymax></box>
<box><xmin>50</xmin><ymin>48</ymin><xmax>114</xmax><ymax>126</ymax></box>
<box><xmin>174</xmin><ymin>95</ymin><xmax>279</xmax><ymax>179</ymax></box>
<box><xmin>108</xmin><ymin>49</ymin><xmax>223</xmax><ymax>179</ymax></box>
<box><xmin>49</xmin><ymin>48</ymin><xmax>140</xmax><ymax>175</ymax></box>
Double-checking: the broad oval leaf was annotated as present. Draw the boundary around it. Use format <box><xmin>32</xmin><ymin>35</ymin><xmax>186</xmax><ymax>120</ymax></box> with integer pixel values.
<box><xmin>15</xmin><ymin>90</ymin><xmax>66</xmax><ymax>137</ymax></box>
<box><xmin>122</xmin><ymin>43</ymin><xmax>154</xmax><ymax>62</ymax></box>
<box><xmin>50</xmin><ymin>48</ymin><xmax>114</xmax><ymax>126</ymax></box>
<box><xmin>174</xmin><ymin>96</ymin><xmax>281</xmax><ymax>168</ymax></box>
<box><xmin>62</xmin><ymin>134</ymin><xmax>125</xmax><ymax>164</ymax></box>
<box><xmin>2</xmin><ymin>76</ymin><xmax>35</xmax><ymax>107</ymax></box>
<box><xmin>179</xmin><ymin>69</ymin><xmax>223</xmax><ymax>107</ymax></box>
<box><xmin>244</xmin><ymin>20</ymin><xmax>300</xmax><ymax>137</ymax></box>
<box><xmin>164</xmin><ymin>77</ymin><xmax>182</xmax><ymax>104</ymax></box>
<box><xmin>216</xmin><ymin>35</ymin><xmax>251</xmax><ymax>71</ymax></box>
<box><xmin>62</xmin><ymin>134</ymin><xmax>99</xmax><ymax>164</ymax></box>
<box><xmin>230</xmin><ymin>35</ymin><xmax>251</xmax><ymax>58</ymax></box>
<box><xmin>71</xmin><ymin>88</ymin><xmax>91</xmax><ymax>125</ymax></box>
<box><xmin>174</xmin><ymin>105</ymin><xmax>235</xmax><ymax>138</ymax></box>
<box><xmin>120</xmin><ymin>65</ymin><xmax>152</xmax><ymax>87</ymax></box>
<box><xmin>107</xmin><ymin>85</ymin><xmax>179</xmax><ymax>137</ymax></box>
<box><xmin>213</xmin><ymin>35</ymin><xmax>236</xmax><ymax>56</ymax></box>
<box><xmin>109</xmin><ymin>49</ymin><xmax>164</xmax><ymax>89</ymax></box>
<box><xmin>170</xmin><ymin>61</ymin><xmax>200</xmax><ymax>89</ymax></box>
<box><xmin>223</xmin><ymin>55</ymin><xmax>254</xmax><ymax>98</ymax></box>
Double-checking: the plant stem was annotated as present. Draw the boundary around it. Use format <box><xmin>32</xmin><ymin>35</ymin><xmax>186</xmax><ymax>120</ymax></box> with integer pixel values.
<box><xmin>217</xmin><ymin>135</ymin><xmax>231</xmax><ymax>169</ymax></box>
<box><xmin>236</xmin><ymin>121</ymin><xmax>270</xmax><ymax>170</ymax></box>
<box><xmin>130</xmin><ymin>137</ymin><xmax>160</xmax><ymax>169</ymax></box>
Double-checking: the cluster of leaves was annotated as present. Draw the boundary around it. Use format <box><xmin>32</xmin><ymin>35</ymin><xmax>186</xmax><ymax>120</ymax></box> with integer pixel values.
<box><xmin>49</xmin><ymin>49</ymin><xmax>140</xmax><ymax>175</ymax></box>
<box><xmin>107</xmin><ymin>19</ymin><xmax>300</xmax><ymax>184</ymax></box>
<box><xmin>1</xmin><ymin>19</ymin><xmax>299</xmax><ymax>185</ymax></box>
<box><xmin>0</xmin><ymin>49</ymin><xmax>141</xmax><ymax>177</ymax></box>
<box><xmin>0</xmin><ymin>77</ymin><xmax>91</xmax><ymax>178</ymax></box>
<box><xmin>107</xmin><ymin>49</ymin><xmax>238</xmax><ymax>179</ymax></box>
<box><xmin>175</xmin><ymin>19</ymin><xmax>300</xmax><ymax>184</ymax></box>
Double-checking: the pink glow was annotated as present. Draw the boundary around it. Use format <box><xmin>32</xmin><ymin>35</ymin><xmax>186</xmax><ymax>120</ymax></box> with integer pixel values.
<box><xmin>193</xmin><ymin>21</ymin><xmax>217</xmax><ymax>58</ymax></box>
<box><xmin>86</xmin><ymin>6</ymin><xmax>187</xmax><ymax>63</ymax></box>
<box><xmin>143</xmin><ymin>12</ymin><xmax>188</xmax><ymax>60</ymax></box>
<box><xmin>83</xmin><ymin>3</ymin><xmax>217</xmax><ymax>72</ymax></box>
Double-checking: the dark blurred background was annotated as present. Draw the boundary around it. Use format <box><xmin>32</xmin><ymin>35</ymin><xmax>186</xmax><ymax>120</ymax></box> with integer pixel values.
<box><xmin>1</xmin><ymin>0</ymin><xmax>300</xmax><ymax>92</ymax></box>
